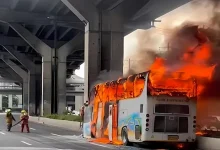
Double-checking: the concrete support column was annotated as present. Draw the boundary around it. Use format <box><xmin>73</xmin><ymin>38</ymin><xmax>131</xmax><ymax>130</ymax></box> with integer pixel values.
<box><xmin>17</xmin><ymin>95</ymin><xmax>22</xmax><ymax>108</ymax></box>
<box><xmin>57</xmin><ymin>33</ymin><xmax>84</xmax><ymax>114</ymax></box>
<box><xmin>84</xmin><ymin>30</ymin><xmax>100</xmax><ymax>101</ymax></box>
<box><xmin>3</xmin><ymin>44</ymin><xmax>37</xmax><ymax>115</ymax></box>
<box><xmin>23</xmin><ymin>81</ymin><xmax>29</xmax><ymax>111</ymax></box>
<box><xmin>8</xmin><ymin>23</ymin><xmax>53</xmax><ymax>116</ymax></box>
<box><xmin>0</xmin><ymin>94</ymin><xmax>2</xmax><ymax>111</ymax></box>
<box><xmin>1</xmin><ymin>57</ymin><xmax>29</xmax><ymax>112</ymax></box>
<box><xmin>62</xmin><ymin>0</ymin><xmax>124</xmax><ymax>102</ymax></box>
<box><xmin>29</xmin><ymin>74</ymin><xmax>36</xmax><ymax>115</ymax></box>
<box><xmin>57</xmin><ymin>60</ymin><xmax>66</xmax><ymax>114</ymax></box>
<box><xmin>42</xmin><ymin>59</ymin><xmax>52</xmax><ymax>115</ymax></box>
<box><xmin>8</xmin><ymin>95</ymin><xmax>12</xmax><ymax>108</ymax></box>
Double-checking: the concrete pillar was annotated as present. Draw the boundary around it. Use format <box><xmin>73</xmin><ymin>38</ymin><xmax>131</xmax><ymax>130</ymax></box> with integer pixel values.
<box><xmin>29</xmin><ymin>74</ymin><xmax>36</xmax><ymax>114</ymax></box>
<box><xmin>62</xmin><ymin>0</ymin><xmax>124</xmax><ymax>102</ymax></box>
<box><xmin>2</xmin><ymin>46</ymin><xmax>36</xmax><ymax>115</ymax></box>
<box><xmin>1</xmin><ymin>57</ymin><xmax>29</xmax><ymax>112</ymax></box>
<box><xmin>41</xmin><ymin>59</ymin><xmax>52</xmax><ymax>115</ymax></box>
<box><xmin>61</xmin><ymin>0</ymin><xmax>100</xmax><ymax>102</ymax></box>
<box><xmin>57</xmin><ymin>60</ymin><xmax>66</xmax><ymax>114</ymax></box>
<box><xmin>57</xmin><ymin>33</ymin><xmax>84</xmax><ymax>114</ymax></box>
<box><xmin>8</xmin><ymin>23</ymin><xmax>52</xmax><ymax>116</ymax></box>
<box><xmin>75</xmin><ymin>95</ymin><xmax>84</xmax><ymax>111</ymax></box>
<box><xmin>17</xmin><ymin>95</ymin><xmax>22</xmax><ymax>108</ymax></box>
<box><xmin>8</xmin><ymin>94</ymin><xmax>12</xmax><ymax>108</ymax></box>
<box><xmin>84</xmin><ymin>29</ymin><xmax>100</xmax><ymax>101</ymax></box>
<box><xmin>0</xmin><ymin>94</ymin><xmax>2</xmax><ymax>111</ymax></box>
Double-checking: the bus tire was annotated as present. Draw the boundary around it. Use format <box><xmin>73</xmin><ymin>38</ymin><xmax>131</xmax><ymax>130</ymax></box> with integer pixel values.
<box><xmin>121</xmin><ymin>127</ymin><xmax>131</xmax><ymax>146</ymax></box>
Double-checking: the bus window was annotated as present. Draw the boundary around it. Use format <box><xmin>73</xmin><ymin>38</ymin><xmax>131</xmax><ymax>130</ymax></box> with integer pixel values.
<box><xmin>116</xmin><ymin>78</ymin><xmax>126</xmax><ymax>100</ymax></box>
<box><xmin>179</xmin><ymin>117</ymin><xmax>188</xmax><ymax>133</ymax></box>
<box><xmin>134</xmin><ymin>75</ymin><xmax>145</xmax><ymax>97</ymax></box>
<box><xmin>109</xmin><ymin>81</ymin><xmax>117</xmax><ymax>101</ymax></box>
<box><xmin>155</xmin><ymin>104</ymin><xmax>189</xmax><ymax>114</ymax></box>
<box><xmin>103</xmin><ymin>82</ymin><xmax>110</xmax><ymax>101</ymax></box>
<box><xmin>126</xmin><ymin>75</ymin><xmax>135</xmax><ymax>98</ymax></box>
<box><xmin>154</xmin><ymin>116</ymin><xmax>165</xmax><ymax>132</ymax></box>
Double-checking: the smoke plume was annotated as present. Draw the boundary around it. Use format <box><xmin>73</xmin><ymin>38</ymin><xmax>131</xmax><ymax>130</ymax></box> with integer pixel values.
<box><xmin>124</xmin><ymin>0</ymin><xmax>220</xmax><ymax>75</ymax></box>
<box><xmin>124</xmin><ymin>0</ymin><xmax>220</xmax><ymax>121</ymax></box>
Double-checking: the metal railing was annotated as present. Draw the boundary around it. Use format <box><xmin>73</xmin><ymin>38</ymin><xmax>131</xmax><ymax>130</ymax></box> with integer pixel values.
<box><xmin>0</xmin><ymin>86</ymin><xmax>22</xmax><ymax>90</ymax></box>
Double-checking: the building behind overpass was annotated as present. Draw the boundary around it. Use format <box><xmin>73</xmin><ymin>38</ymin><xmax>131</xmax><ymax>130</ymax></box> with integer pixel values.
<box><xmin>66</xmin><ymin>72</ymin><xmax>84</xmax><ymax>112</ymax></box>
<box><xmin>0</xmin><ymin>78</ymin><xmax>22</xmax><ymax>112</ymax></box>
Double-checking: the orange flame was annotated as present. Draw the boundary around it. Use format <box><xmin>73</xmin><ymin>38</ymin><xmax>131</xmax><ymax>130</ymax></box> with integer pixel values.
<box><xmin>88</xmin><ymin>27</ymin><xmax>216</xmax><ymax>146</ymax></box>
<box><xmin>148</xmin><ymin>30</ymin><xmax>216</xmax><ymax>97</ymax></box>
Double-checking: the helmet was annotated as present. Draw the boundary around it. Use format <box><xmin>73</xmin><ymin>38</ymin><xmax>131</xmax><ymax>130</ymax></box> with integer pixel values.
<box><xmin>6</xmin><ymin>109</ymin><xmax>11</xmax><ymax>113</ymax></box>
<box><xmin>21</xmin><ymin>110</ymin><xmax>26</xmax><ymax>113</ymax></box>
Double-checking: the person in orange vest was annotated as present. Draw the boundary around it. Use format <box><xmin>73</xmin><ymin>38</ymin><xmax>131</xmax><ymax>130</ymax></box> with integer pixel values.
<box><xmin>5</xmin><ymin>109</ymin><xmax>16</xmax><ymax>132</ymax></box>
<box><xmin>80</xmin><ymin>106</ymin><xmax>84</xmax><ymax>128</ymax></box>
<box><xmin>20</xmin><ymin>110</ymin><xmax>30</xmax><ymax>133</ymax></box>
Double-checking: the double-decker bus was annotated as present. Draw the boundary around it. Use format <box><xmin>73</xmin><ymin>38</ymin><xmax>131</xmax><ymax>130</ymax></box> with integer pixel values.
<box><xmin>83</xmin><ymin>71</ymin><xmax>197</xmax><ymax>148</ymax></box>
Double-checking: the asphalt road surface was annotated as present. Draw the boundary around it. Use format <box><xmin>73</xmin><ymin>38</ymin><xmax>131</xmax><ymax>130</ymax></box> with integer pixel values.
<box><xmin>0</xmin><ymin>113</ymin><xmax>157</xmax><ymax>150</ymax></box>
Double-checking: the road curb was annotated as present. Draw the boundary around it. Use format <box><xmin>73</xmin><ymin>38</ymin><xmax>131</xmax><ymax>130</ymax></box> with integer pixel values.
<box><xmin>29</xmin><ymin>116</ymin><xmax>81</xmax><ymax>132</ymax></box>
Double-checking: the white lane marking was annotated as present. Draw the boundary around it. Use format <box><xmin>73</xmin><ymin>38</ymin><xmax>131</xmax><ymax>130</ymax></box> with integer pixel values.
<box><xmin>0</xmin><ymin>132</ymin><xmax>5</xmax><ymax>135</ymax></box>
<box><xmin>90</xmin><ymin>142</ymin><xmax>114</xmax><ymax>149</ymax></box>
<box><xmin>51</xmin><ymin>133</ymin><xmax>61</xmax><ymax>136</ymax></box>
<box><xmin>18</xmin><ymin>124</ymin><xmax>36</xmax><ymax>130</ymax></box>
<box><xmin>21</xmin><ymin>141</ymin><xmax>32</xmax><ymax>146</ymax></box>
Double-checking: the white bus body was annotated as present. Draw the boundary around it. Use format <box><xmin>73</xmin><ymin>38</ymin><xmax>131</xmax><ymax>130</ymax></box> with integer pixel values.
<box><xmin>117</xmin><ymin>72</ymin><xmax>197</xmax><ymax>145</ymax></box>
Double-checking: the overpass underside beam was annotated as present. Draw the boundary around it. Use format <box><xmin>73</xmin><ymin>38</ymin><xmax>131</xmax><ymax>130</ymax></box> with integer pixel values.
<box><xmin>62</xmin><ymin>0</ymin><xmax>124</xmax><ymax>101</ymax></box>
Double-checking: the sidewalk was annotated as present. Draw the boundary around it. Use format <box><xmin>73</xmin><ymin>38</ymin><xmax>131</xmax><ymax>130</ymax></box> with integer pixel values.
<box><xmin>29</xmin><ymin>116</ymin><xmax>82</xmax><ymax>132</ymax></box>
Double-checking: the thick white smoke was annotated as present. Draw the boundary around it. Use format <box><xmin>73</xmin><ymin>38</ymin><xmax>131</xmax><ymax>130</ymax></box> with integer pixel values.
<box><xmin>123</xmin><ymin>0</ymin><xmax>216</xmax><ymax>76</ymax></box>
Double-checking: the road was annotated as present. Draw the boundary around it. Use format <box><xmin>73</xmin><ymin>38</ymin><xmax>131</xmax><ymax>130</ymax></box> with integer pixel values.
<box><xmin>0</xmin><ymin>113</ymin><xmax>150</xmax><ymax>150</ymax></box>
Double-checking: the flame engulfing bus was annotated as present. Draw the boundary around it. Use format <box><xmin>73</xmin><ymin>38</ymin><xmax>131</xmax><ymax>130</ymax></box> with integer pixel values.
<box><xmin>83</xmin><ymin>71</ymin><xmax>197</xmax><ymax>147</ymax></box>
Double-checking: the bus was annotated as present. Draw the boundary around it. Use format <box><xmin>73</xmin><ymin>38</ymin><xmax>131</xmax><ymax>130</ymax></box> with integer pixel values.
<box><xmin>83</xmin><ymin>71</ymin><xmax>197</xmax><ymax>148</ymax></box>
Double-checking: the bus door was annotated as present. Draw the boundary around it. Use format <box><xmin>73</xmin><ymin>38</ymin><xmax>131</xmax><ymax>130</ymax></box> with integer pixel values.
<box><xmin>108</xmin><ymin>104</ymin><xmax>118</xmax><ymax>142</ymax></box>
<box><xmin>108</xmin><ymin>105</ymin><xmax>113</xmax><ymax>141</ymax></box>
<box><xmin>95</xmin><ymin>103</ymin><xmax>103</xmax><ymax>138</ymax></box>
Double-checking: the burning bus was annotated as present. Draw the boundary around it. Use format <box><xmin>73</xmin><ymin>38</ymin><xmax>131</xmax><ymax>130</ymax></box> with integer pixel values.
<box><xmin>83</xmin><ymin>71</ymin><xmax>197</xmax><ymax>148</ymax></box>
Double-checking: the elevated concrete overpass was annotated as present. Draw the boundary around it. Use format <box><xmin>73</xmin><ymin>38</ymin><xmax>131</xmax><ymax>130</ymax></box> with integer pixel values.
<box><xmin>0</xmin><ymin>0</ymin><xmax>190</xmax><ymax>115</ymax></box>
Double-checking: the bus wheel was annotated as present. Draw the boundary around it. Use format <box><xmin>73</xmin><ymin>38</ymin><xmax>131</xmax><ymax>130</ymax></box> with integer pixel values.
<box><xmin>121</xmin><ymin>128</ymin><xmax>131</xmax><ymax>146</ymax></box>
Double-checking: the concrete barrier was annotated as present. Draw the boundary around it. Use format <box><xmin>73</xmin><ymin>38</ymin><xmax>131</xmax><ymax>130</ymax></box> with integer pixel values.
<box><xmin>29</xmin><ymin>116</ymin><xmax>82</xmax><ymax>132</ymax></box>
<box><xmin>197</xmin><ymin>136</ymin><xmax>220</xmax><ymax>150</ymax></box>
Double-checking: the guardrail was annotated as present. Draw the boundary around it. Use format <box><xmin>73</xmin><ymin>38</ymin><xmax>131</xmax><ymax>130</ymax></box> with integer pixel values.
<box><xmin>0</xmin><ymin>86</ymin><xmax>22</xmax><ymax>90</ymax></box>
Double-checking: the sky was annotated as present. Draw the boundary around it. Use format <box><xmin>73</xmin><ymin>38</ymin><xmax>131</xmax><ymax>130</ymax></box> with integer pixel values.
<box><xmin>75</xmin><ymin>0</ymin><xmax>210</xmax><ymax>78</ymax></box>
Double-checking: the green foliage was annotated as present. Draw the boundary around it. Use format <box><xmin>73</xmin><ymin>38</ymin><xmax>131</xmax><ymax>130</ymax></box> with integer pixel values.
<box><xmin>44</xmin><ymin>114</ymin><xmax>82</xmax><ymax>122</ymax></box>
<box><xmin>62</xmin><ymin>110</ymin><xmax>70</xmax><ymax>115</ymax></box>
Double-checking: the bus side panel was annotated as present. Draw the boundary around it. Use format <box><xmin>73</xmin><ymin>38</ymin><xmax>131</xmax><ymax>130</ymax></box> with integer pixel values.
<box><xmin>117</xmin><ymin>72</ymin><xmax>149</xmax><ymax>142</ymax></box>
<box><xmin>117</xmin><ymin>99</ymin><xmax>141</xmax><ymax>142</ymax></box>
